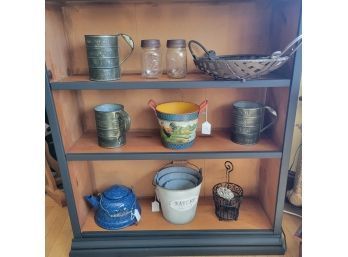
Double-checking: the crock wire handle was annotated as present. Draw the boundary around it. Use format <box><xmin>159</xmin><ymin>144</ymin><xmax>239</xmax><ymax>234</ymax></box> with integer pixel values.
<box><xmin>260</xmin><ymin>106</ymin><xmax>278</xmax><ymax>133</ymax></box>
<box><xmin>224</xmin><ymin>161</ymin><xmax>233</xmax><ymax>184</ymax></box>
<box><xmin>199</xmin><ymin>100</ymin><xmax>208</xmax><ymax>114</ymax></box>
<box><xmin>278</xmin><ymin>35</ymin><xmax>302</xmax><ymax>58</ymax></box>
<box><xmin>117</xmin><ymin>33</ymin><xmax>135</xmax><ymax>65</ymax></box>
<box><xmin>188</xmin><ymin>40</ymin><xmax>210</xmax><ymax>60</ymax></box>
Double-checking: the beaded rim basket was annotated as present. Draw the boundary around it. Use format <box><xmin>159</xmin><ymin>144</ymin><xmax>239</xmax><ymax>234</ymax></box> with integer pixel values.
<box><xmin>188</xmin><ymin>35</ymin><xmax>302</xmax><ymax>81</ymax></box>
<box><xmin>212</xmin><ymin>161</ymin><xmax>243</xmax><ymax>221</ymax></box>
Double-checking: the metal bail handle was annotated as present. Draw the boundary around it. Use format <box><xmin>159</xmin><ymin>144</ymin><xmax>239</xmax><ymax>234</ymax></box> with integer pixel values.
<box><xmin>260</xmin><ymin>106</ymin><xmax>278</xmax><ymax>133</ymax></box>
<box><xmin>276</xmin><ymin>35</ymin><xmax>303</xmax><ymax>58</ymax></box>
<box><xmin>188</xmin><ymin>40</ymin><xmax>210</xmax><ymax>60</ymax></box>
<box><xmin>153</xmin><ymin>160</ymin><xmax>202</xmax><ymax>186</ymax></box>
<box><xmin>117</xmin><ymin>33</ymin><xmax>135</xmax><ymax>65</ymax></box>
<box><xmin>224</xmin><ymin>161</ymin><xmax>233</xmax><ymax>184</ymax></box>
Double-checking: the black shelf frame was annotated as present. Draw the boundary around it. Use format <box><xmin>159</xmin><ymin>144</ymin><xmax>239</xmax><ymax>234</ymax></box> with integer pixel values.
<box><xmin>45</xmin><ymin>1</ymin><xmax>302</xmax><ymax>256</ymax></box>
<box><xmin>51</xmin><ymin>77</ymin><xmax>291</xmax><ymax>90</ymax></box>
<box><xmin>66</xmin><ymin>150</ymin><xmax>282</xmax><ymax>161</ymax></box>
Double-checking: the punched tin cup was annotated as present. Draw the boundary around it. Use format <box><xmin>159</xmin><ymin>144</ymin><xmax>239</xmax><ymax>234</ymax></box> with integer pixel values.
<box><xmin>232</xmin><ymin>101</ymin><xmax>265</xmax><ymax>117</ymax></box>
<box><xmin>230</xmin><ymin>101</ymin><xmax>277</xmax><ymax>145</ymax></box>
<box><xmin>85</xmin><ymin>35</ymin><xmax>119</xmax><ymax>47</ymax></box>
<box><xmin>88</xmin><ymin>58</ymin><xmax>119</xmax><ymax>68</ymax></box>
<box><xmin>85</xmin><ymin>34</ymin><xmax>134</xmax><ymax>81</ymax></box>
<box><xmin>94</xmin><ymin>104</ymin><xmax>131</xmax><ymax>148</ymax></box>
<box><xmin>89</xmin><ymin>68</ymin><xmax>120</xmax><ymax>81</ymax></box>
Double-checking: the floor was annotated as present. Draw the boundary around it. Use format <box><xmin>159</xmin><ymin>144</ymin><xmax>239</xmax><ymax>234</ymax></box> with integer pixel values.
<box><xmin>45</xmin><ymin>195</ymin><xmax>301</xmax><ymax>257</ymax></box>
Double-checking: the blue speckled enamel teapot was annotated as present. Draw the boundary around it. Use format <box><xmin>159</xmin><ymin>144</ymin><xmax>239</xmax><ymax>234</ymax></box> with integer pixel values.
<box><xmin>85</xmin><ymin>185</ymin><xmax>141</xmax><ymax>230</ymax></box>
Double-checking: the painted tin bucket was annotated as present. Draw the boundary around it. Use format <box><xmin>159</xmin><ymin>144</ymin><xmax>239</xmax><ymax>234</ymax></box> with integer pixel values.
<box><xmin>85</xmin><ymin>34</ymin><xmax>134</xmax><ymax>81</ymax></box>
<box><xmin>154</xmin><ymin>162</ymin><xmax>203</xmax><ymax>224</ymax></box>
<box><xmin>148</xmin><ymin>99</ymin><xmax>208</xmax><ymax>149</ymax></box>
<box><xmin>230</xmin><ymin>101</ymin><xmax>277</xmax><ymax>145</ymax></box>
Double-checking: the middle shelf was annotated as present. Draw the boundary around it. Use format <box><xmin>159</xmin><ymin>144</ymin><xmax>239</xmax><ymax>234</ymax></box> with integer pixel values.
<box><xmin>66</xmin><ymin>130</ymin><xmax>282</xmax><ymax>160</ymax></box>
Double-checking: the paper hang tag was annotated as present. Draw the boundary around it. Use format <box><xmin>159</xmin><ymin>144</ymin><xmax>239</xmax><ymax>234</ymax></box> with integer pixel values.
<box><xmin>201</xmin><ymin>101</ymin><xmax>212</xmax><ymax>135</ymax></box>
<box><xmin>151</xmin><ymin>200</ymin><xmax>160</xmax><ymax>212</ymax></box>
<box><xmin>134</xmin><ymin>209</ymin><xmax>141</xmax><ymax>222</ymax></box>
<box><xmin>202</xmin><ymin>121</ymin><xmax>211</xmax><ymax>135</ymax></box>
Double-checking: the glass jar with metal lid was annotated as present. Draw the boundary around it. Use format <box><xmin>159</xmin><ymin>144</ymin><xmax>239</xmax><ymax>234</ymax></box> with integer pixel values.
<box><xmin>141</xmin><ymin>39</ymin><xmax>162</xmax><ymax>79</ymax></box>
<box><xmin>166</xmin><ymin>39</ymin><xmax>187</xmax><ymax>79</ymax></box>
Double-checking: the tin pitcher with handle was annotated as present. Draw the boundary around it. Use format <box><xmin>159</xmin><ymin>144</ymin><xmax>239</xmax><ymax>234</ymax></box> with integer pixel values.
<box><xmin>85</xmin><ymin>33</ymin><xmax>134</xmax><ymax>81</ymax></box>
<box><xmin>230</xmin><ymin>101</ymin><xmax>278</xmax><ymax>145</ymax></box>
<box><xmin>94</xmin><ymin>103</ymin><xmax>131</xmax><ymax>148</ymax></box>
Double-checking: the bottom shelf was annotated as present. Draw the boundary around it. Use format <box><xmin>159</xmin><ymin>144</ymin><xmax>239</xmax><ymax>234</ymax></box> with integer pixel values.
<box><xmin>82</xmin><ymin>197</ymin><xmax>272</xmax><ymax>232</ymax></box>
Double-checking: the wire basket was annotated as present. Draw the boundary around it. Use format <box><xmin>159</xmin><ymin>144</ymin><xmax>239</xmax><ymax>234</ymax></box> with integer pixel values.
<box><xmin>188</xmin><ymin>35</ymin><xmax>302</xmax><ymax>81</ymax></box>
<box><xmin>212</xmin><ymin>161</ymin><xmax>243</xmax><ymax>221</ymax></box>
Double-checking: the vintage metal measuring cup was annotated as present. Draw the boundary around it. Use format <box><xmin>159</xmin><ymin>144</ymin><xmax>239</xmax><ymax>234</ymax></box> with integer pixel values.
<box><xmin>94</xmin><ymin>104</ymin><xmax>131</xmax><ymax>148</ymax></box>
<box><xmin>85</xmin><ymin>34</ymin><xmax>134</xmax><ymax>81</ymax></box>
<box><xmin>230</xmin><ymin>101</ymin><xmax>277</xmax><ymax>145</ymax></box>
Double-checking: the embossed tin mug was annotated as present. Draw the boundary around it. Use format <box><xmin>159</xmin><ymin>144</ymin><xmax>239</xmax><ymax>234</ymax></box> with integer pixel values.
<box><xmin>94</xmin><ymin>104</ymin><xmax>131</xmax><ymax>148</ymax></box>
<box><xmin>231</xmin><ymin>101</ymin><xmax>277</xmax><ymax>145</ymax></box>
<box><xmin>85</xmin><ymin>34</ymin><xmax>134</xmax><ymax>81</ymax></box>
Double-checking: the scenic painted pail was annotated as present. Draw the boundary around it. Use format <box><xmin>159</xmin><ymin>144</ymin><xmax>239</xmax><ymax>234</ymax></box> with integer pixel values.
<box><xmin>148</xmin><ymin>99</ymin><xmax>208</xmax><ymax>149</ymax></box>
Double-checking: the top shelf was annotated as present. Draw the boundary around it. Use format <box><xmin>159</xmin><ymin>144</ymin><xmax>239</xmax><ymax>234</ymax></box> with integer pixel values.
<box><xmin>50</xmin><ymin>73</ymin><xmax>291</xmax><ymax>90</ymax></box>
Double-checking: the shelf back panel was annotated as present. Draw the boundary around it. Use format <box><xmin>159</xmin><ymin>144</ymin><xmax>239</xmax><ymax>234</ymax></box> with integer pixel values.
<box><xmin>46</xmin><ymin>1</ymin><xmax>273</xmax><ymax>77</ymax></box>
<box><xmin>52</xmin><ymin>90</ymin><xmax>84</xmax><ymax>150</ymax></box>
<box><xmin>46</xmin><ymin>5</ymin><xmax>70</xmax><ymax>81</ymax></box>
<box><xmin>258</xmin><ymin>158</ymin><xmax>281</xmax><ymax>227</ymax></box>
<box><xmin>266</xmin><ymin>87</ymin><xmax>289</xmax><ymax>148</ymax></box>
<box><xmin>68</xmin><ymin>161</ymin><xmax>96</xmax><ymax>229</ymax></box>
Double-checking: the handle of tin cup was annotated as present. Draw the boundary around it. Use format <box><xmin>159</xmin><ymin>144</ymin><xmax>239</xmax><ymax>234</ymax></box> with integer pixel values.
<box><xmin>188</xmin><ymin>40</ymin><xmax>211</xmax><ymax>60</ymax></box>
<box><xmin>260</xmin><ymin>106</ymin><xmax>278</xmax><ymax>133</ymax></box>
<box><xmin>198</xmin><ymin>100</ymin><xmax>208</xmax><ymax>114</ymax></box>
<box><xmin>117</xmin><ymin>33</ymin><xmax>135</xmax><ymax>65</ymax></box>
<box><xmin>119</xmin><ymin>110</ymin><xmax>131</xmax><ymax>132</ymax></box>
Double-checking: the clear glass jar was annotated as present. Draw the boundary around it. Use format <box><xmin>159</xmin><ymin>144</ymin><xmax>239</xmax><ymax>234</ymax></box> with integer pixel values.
<box><xmin>141</xmin><ymin>39</ymin><xmax>162</xmax><ymax>79</ymax></box>
<box><xmin>166</xmin><ymin>39</ymin><xmax>187</xmax><ymax>79</ymax></box>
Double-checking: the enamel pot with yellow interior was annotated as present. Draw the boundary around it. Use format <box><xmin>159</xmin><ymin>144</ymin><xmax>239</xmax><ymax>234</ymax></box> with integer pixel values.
<box><xmin>148</xmin><ymin>100</ymin><xmax>208</xmax><ymax>149</ymax></box>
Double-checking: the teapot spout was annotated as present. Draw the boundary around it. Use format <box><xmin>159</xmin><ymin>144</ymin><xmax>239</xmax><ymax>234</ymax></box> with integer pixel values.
<box><xmin>85</xmin><ymin>195</ymin><xmax>100</xmax><ymax>209</ymax></box>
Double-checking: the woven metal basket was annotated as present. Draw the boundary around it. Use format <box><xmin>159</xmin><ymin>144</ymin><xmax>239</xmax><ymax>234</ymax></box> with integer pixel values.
<box><xmin>188</xmin><ymin>35</ymin><xmax>302</xmax><ymax>81</ymax></box>
<box><xmin>212</xmin><ymin>161</ymin><xmax>243</xmax><ymax>221</ymax></box>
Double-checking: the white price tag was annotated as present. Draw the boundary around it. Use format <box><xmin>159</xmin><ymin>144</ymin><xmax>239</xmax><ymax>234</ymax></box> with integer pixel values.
<box><xmin>202</xmin><ymin>121</ymin><xmax>211</xmax><ymax>135</ymax></box>
<box><xmin>201</xmin><ymin>103</ymin><xmax>212</xmax><ymax>135</ymax></box>
<box><xmin>151</xmin><ymin>200</ymin><xmax>160</xmax><ymax>212</ymax></box>
<box><xmin>134</xmin><ymin>209</ymin><xmax>141</xmax><ymax>222</ymax></box>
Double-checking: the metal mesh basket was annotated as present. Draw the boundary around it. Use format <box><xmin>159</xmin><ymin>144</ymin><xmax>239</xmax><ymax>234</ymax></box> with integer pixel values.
<box><xmin>188</xmin><ymin>35</ymin><xmax>302</xmax><ymax>81</ymax></box>
<box><xmin>212</xmin><ymin>161</ymin><xmax>243</xmax><ymax>221</ymax></box>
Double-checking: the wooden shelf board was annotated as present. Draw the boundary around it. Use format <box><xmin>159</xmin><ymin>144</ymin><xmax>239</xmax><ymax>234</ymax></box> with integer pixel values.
<box><xmin>50</xmin><ymin>74</ymin><xmax>290</xmax><ymax>90</ymax></box>
<box><xmin>82</xmin><ymin>197</ymin><xmax>272</xmax><ymax>232</ymax></box>
<box><xmin>66</xmin><ymin>130</ymin><xmax>282</xmax><ymax>160</ymax></box>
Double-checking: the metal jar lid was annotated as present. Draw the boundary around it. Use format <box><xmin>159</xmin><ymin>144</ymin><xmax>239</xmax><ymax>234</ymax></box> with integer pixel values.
<box><xmin>141</xmin><ymin>39</ymin><xmax>161</xmax><ymax>48</ymax></box>
<box><xmin>166</xmin><ymin>39</ymin><xmax>186</xmax><ymax>48</ymax></box>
